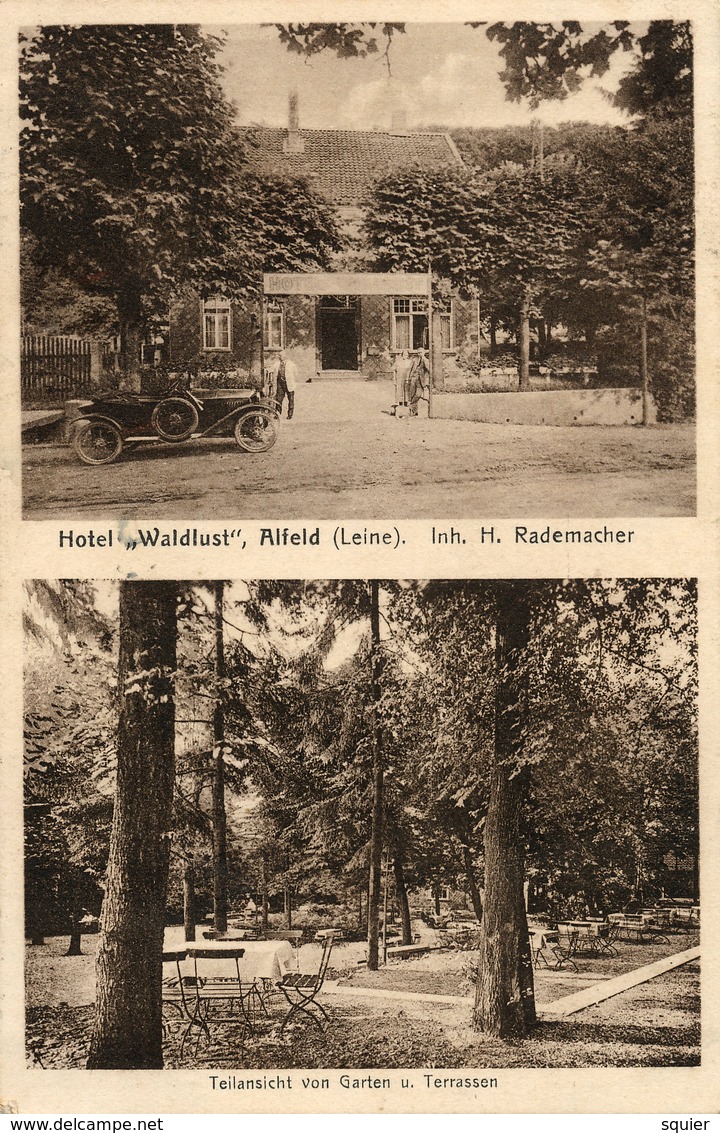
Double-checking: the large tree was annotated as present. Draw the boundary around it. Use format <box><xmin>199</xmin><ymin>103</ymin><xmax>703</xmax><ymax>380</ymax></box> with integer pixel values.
<box><xmin>20</xmin><ymin>26</ymin><xmax>341</xmax><ymax>384</ymax></box>
<box><xmin>20</xmin><ymin>26</ymin><xmax>250</xmax><ymax>381</ymax></box>
<box><xmin>87</xmin><ymin>581</ymin><xmax>177</xmax><ymax>1070</ymax></box>
<box><xmin>366</xmin><ymin>166</ymin><xmax>592</xmax><ymax>388</ymax></box>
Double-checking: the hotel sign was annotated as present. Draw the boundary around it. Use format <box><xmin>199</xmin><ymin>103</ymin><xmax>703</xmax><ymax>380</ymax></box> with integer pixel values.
<box><xmin>263</xmin><ymin>272</ymin><xmax>429</xmax><ymax>296</ymax></box>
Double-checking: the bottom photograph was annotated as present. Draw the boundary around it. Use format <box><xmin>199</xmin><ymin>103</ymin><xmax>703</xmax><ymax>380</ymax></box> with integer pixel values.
<box><xmin>23</xmin><ymin>578</ymin><xmax>699</xmax><ymax>1071</ymax></box>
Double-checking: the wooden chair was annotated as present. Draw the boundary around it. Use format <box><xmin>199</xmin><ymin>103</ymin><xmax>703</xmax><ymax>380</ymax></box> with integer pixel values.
<box><xmin>532</xmin><ymin>931</ymin><xmax>558</xmax><ymax>969</ymax></box>
<box><xmin>180</xmin><ymin>947</ymin><xmax>252</xmax><ymax>1056</ymax></box>
<box><xmin>162</xmin><ymin>949</ymin><xmax>190</xmax><ymax>1023</ymax></box>
<box><xmin>573</xmin><ymin>924</ymin><xmax>600</xmax><ymax>957</ymax></box>
<box><xmin>551</xmin><ymin>926</ymin><xmax>579</xmax><ymax>971</ymax></box>
<box><xmin>275</xmin><ymin>936</ymin><xmax>334</xmax><ymax>1033</ymax></box>
<box><xmin>596</xmin><ymin>921</ymin><xmax>620</xmax><ymax>956</ymax></box>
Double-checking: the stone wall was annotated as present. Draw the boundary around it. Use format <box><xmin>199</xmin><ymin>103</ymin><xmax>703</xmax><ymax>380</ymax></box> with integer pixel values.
<box><xmin>433</xmin><ymin>387</ymin><xmax>655</xmax><ymax>427</ymax></box>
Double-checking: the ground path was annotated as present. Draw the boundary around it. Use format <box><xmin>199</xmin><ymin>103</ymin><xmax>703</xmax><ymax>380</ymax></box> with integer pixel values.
<box><xmin>22</xmin><ymin>381</ymin><xmax>695</xmax><ymax>518</ymax></box>
<box><xmin>323</xmin><ymin>944</ymin><xmax>700</xmax><ymax>1019</ymax></box>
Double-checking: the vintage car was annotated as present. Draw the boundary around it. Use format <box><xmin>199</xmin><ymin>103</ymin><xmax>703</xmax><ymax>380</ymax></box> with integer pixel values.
<box><xmin>71</xmin><ymin>381</ymin><xmax>279</xmax><ymax>465</ymax></box>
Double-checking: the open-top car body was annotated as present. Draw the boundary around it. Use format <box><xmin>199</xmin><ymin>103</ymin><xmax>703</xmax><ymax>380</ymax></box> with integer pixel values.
<box><xmin>71</xmin><ymin>382</ymin><xmax>279</xmax><ymax>465</ymax></box>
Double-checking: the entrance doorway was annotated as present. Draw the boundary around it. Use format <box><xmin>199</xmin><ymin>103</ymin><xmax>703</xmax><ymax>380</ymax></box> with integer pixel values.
<box><xmin>319</xmin><ymin>296</ymin><xmax>359</xmax><ymax>371</ymax></box>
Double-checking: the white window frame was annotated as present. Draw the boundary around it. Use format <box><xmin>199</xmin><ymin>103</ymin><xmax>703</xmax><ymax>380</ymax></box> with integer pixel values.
<box><xmin>391</xmin><ymin>297</ymin><xmax>429</xmax><ymax>352</ymax></box>
<box><xmin>264</xmin><ymin>303</ymin><xmax>285</xmax><ymax>351</ymax></box>
<box><xmin>202</xmin><ymin>296</ymin><xmax>232</xmax><ymax>351</ymax></box>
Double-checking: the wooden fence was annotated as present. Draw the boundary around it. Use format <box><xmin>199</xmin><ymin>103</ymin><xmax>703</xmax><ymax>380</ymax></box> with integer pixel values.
<box><xmin>21</xmin><ymin>335</ymin><xmax>97</xmax><ymax>401</ymax></box>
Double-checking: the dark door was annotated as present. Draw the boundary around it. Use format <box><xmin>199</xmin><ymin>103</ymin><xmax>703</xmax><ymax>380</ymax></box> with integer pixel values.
<box><xmin>319</xmin><ymin>297</ymin><xmax>359</xmax><ymax>370</ymax></box>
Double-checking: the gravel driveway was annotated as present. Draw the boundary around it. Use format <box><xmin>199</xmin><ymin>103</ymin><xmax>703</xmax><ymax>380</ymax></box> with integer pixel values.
<box><xmin>21</xmin><ymin>381</ymin><xmax>695</xmax><ymax>519</ymax></box>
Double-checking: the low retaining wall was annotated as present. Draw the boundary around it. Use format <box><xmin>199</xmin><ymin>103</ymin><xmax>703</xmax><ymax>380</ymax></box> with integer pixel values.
<box><xmin>433</xmin><ymin>387</ymin><xmax>654</xmax><ymax>427</ymax></box>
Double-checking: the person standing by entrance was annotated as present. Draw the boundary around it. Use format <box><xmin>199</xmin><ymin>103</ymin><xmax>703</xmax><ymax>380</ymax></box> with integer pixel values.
<box><xmin>270</xmin><ymin>350</ymin><xmax>298</xmax><ymax>420</ymax></box>
<box><xmin>407</xmin><ymin>349</ymin><xmax>430</xmax><ymax>416</ymax></box>
<box><xmin>392</xmin><ymin>349</ymin><xmax>413</xmax><ymax>414</ymax></box>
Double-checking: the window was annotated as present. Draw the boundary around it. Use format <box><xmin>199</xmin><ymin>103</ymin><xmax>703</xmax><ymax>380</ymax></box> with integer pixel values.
<box><xmin>203</xmin><ymin>297</ymin><xmax>231</xmax><ymax>351</ymax></box>
<box><xmin>264</xmin><ymin>303</ymin><xmax>284</xmax><ymax>350</ymax></box>
<box><xmin>392</xmin><ymin>298</ymin><xmax>428</xmax><ymax>351</ymax></box>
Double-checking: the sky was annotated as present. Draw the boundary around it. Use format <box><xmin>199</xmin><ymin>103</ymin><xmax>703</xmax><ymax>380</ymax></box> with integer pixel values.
<box><xmin>212</xmin><ymin>23</ymin><xmax>637</xmax><ymax>132</ymax></box>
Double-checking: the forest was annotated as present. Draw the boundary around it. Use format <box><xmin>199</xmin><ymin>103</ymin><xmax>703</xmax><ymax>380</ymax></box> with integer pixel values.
<box><xmin>24</xmin><ymin>579</ymin><xmax>698</xmax><ymax>1068</ymax></box>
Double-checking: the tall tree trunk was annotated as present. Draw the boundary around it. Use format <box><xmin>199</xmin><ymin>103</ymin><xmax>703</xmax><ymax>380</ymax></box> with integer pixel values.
<box><xmin>66</xmin><ymin>899</ymin><xmax>84</xmax><ymax>956</ymax></box>
<box><xmin>284</xmin><ymin>887</ymin><xmax>292</xmax><ymax>929</ymax></box>
<box><xmin>473</xmin><ymin>583</ymin><xmax>536</xmax><ymax>1038</ymax></box>
<box><xmin>261</xmin><ymin>856</ymin><xmax>269</xmax><ymax>930</ymax></box>
<box><xmin>393</xmin><ymin>856</ymin><xmax>412</xmax><ymax>945</ymax></box>
<box><xmin>433</xmin><ymin>880</ymin><xmax>441</xmax><ymax>917</ymax></box>
<box><xmin>518</xmin><ymin>290</ymin><xmax>531</xmax><ymax>391</ymax></box>
<box><xmin>489</xmin><ymin>313</ymin><xmax>498</xmax><ymax>356</ymax></box>
<box><xmin>212</xmin><ymin>581</ymin><xmax>228</xmax><ymax>935</ymax></box>
<box><xmin>640</xmin><ymin>295</ymin><xmax>650</xmax><ymax>426</ymax></box>
<box><xmin>453</xmin><ymin>822</ymin><xmax>483</xmax><ymax>922</ymax></box>
<box><xmin>366</xmin><ymin>580</ymin><xmax>385</xmax><ymax>971</ymax></box>
<box><xmin>87</xmin><ymin>582</ymin><xmax>177</xmax><ymax>1069</ymax></box>
<box><xmin>183</xmin><ymin>860</ymin><xmax>196</xmax><ymax>942</ymax></box>
<box><xmin>117</xmin><ymin>283</ymin><xmax>143</xmax><ymax>392</ymax></box>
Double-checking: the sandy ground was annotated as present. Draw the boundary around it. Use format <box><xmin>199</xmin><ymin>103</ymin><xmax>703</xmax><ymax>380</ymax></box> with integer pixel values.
<box><xmin>25</xmin><ymin>929</ymin><xmax>700</xmax><ymax>1069</ymax></box>
<box><xmin>21</xmin><ymin>382</ymin><xmax>695</xmax><ymax>519</ymax></box>
<box><xmin>25</xmin><ymin>926</ymin><xmax>699</xmax><ymax>1010</ymax></box>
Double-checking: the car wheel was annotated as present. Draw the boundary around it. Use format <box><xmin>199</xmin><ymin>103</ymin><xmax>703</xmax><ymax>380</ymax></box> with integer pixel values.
<box><xmin>234</xmin><ymin>409</ymin><xmax>279</xmax><ymax>453</ymax></box>
<box><xmin>73</xmin><ymin>419</ymin><xmax>124</xmax><ymax>465</ymax></box>
<box><xmin>151</xmin><ymin>397</ymin><xmax>199</xmax><ymax>441</ymax></box>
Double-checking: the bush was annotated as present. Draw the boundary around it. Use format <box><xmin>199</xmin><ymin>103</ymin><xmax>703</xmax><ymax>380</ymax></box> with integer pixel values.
<box><xmin>594</xmin><ymin>307</ymin><xmax>695</xmax><ymax>422</ymax></box>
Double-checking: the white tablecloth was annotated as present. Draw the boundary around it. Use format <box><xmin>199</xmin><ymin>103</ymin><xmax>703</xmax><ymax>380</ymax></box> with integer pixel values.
<box><xmin>163</xmin><ymin>939</ymin><xmax>294</xmax><ymax>984</ymax></box>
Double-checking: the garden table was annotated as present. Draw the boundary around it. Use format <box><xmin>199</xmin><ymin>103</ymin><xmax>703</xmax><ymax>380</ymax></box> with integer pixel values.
<box><xmin>567</xmin><ymin>921</ymin><xmax>603</xmax><ymax>955</ymax></box>
<box><xmin>183</xmin><ymin>938</ymin><xmax>294</xmax><ymax>981</ymax></box>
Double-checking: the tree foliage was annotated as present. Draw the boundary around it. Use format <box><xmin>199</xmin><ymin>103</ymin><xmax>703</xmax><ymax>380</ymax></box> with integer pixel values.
<box><xmin>484</xmin><ymin>21</ymin><xmax>691</xmax><ymax>117</ymax></box>
<box><xmin>19</xmin><ymin>26</ymin><xmax>341</xmax><ymax>370</ymax></box>
<box><xmin>25</xmin><ymin>578</ymin><xmax>698</xmax><ymax>1046</ymax></box>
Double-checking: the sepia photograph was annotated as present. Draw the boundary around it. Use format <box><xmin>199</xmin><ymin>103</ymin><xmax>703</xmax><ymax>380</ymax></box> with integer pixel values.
<box><xmin>24</xmin><ymin>578</ymin><xmax>699</xmax><ymax>1072</ymax></box>
<box><xmin>18</xmin><ymin>21</ymin><xmax>695</xmax><ymax>519</ymax></box>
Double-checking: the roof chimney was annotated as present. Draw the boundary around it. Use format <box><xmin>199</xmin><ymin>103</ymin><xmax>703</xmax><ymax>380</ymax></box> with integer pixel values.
<box><xmin>284</xmin><ymin>89</ymin><xmax>305</xmax><ymax>153</ymax></box>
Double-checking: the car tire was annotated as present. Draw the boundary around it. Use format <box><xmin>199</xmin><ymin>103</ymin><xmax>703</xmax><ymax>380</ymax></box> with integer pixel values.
<box><xmin>73</xmin><ymin>418</ymin><xmax>124</xmax><ymax>465</ymax></box>
<box><xmin>151</xmin><ymin>397</ymin><xmax>199</xmax><ymax>441</ymax></box>
<box><xmin>234</xmin><ymin>409</ymin><xmax>279</xmax><ymax>453</ymax></box>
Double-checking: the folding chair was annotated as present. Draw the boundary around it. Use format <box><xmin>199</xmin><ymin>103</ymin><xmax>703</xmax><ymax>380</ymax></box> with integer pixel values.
<box><xmin>275</xmin><ymin>936</ymin><xmax>334</xmax><ymax>1033</ymax></box>
<box><xmin>574</xmin><ymin>924</ymin><xmax>600</xmax><ymax>957</ymax></box>
<box><xmin>180</xmin><ymin>946</ymin><xmax>252</xmax><ymax>1056</ymax></box>
<box><xmin>532</xmin><ymin>930</ymin><xmax>558</xmax><ymax>969</ymax></box>
<box><xmin>162</xmin><ymin>948</ymin><xmax>202</xmax><ymax>1054</ymax></box>
<box><xmin>596</xmin><ymin>921</ymin><xmax>620</xmax><ymax>957</ymax></box>
<box><xmin>162</xmin><ymin>948</ymin><xmax>190</xmax><ymax>1026</ymax></box>
<box><xmin>551</xmin><ymin>926</ymin><xmax>579</xmax><ymax>971</ymax></box>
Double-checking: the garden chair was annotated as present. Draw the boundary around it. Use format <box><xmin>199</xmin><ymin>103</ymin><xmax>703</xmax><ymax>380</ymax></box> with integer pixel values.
<box><xmin>176</xmin><ymin>946</ymin><xmax>253</xmax><ymax>1057</ymax></box>
<box><xmin>643</xmin><ymin>916</ymin><xmax>670</xmax><ymax>945</ymax></box>
<box><xmin>551</xmin><ymin>926</ymin><xmax>579</xmax><ymax>971</ymax></box>
<box><xmin>162</xmin><ymin>948</ymin><xmax>207</xmax><ymax>1055</ymax></box>
<box><xmin>596</xmin><ymin>921</ymin><xmax>620</xmax><ymax>957</ymax></box>
<box><xmin>574</xmin><ymin>924</ymin><xmax>600</xmax><ymax>957</ymax></box>
<box><xmin>275</xmin><ymin>935</ymin><xmax>334</xmax><ymax>1033</ymax></box>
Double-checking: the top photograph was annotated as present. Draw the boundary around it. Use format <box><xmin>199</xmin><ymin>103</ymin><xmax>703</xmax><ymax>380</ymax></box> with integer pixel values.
<box><xmin>19</xmin><ymin>21</ymin><xmax>695</xmax><ymax>520</ymax></box>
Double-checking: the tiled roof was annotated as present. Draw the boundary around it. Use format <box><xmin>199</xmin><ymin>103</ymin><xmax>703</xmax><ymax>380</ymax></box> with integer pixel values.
<box><xmin>242</xmin><ymin>128</ymin><xmax>463</xmax><ymax>206</ymax></box>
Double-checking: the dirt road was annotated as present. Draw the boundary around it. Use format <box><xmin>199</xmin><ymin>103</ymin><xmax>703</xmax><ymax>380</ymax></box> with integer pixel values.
<box><xmin>22</xmin><ymin>382</ymin><xmax>695</xmax><ymax>519</ymax></box>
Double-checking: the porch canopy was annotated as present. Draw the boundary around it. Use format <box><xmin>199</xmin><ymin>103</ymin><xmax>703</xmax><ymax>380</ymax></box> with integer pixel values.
<box><xmin>263</xmin><ymin>272</ymin><xmax>430</xmax><ymax>296</ymax></box>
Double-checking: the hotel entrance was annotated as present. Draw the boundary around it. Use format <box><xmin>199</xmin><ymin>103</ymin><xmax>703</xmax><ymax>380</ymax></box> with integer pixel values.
<box><xmin>318</xmin><ymin>295</ymin><xmax>359</xmax><ymax>371</ymax></box>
